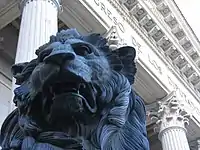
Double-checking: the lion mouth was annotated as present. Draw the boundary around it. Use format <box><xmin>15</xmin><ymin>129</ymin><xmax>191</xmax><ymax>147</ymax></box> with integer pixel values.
<box><xmin>49</xmin><ymin>81</ymin><xmax>97</xmax><ymax>110</ymax></box>
<box><xmin>50</xmin><ymin>82</ymin><xmax>82</xmax><ymax>96</ymax></box>
<box><xmin>42</xmin><ymin>74</ymin><xmax>98</xmax><ymax>124</ymax></box>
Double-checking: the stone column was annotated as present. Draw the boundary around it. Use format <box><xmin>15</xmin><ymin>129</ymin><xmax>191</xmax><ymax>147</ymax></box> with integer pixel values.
<box><xmin>153</xmin><ymin>91</ymin><xmax>191</xmax><ymax>150</ymax></box>
<box><xmin>197</xmin><ymin>139</ymin><xmax>200</xmax><ymax>150</ymax></box>
<box><xmin>16</xmin><ymin>0</ymin><xmax>61</xmax><ymax>62</ymax></box>
<box><xmin>10</xmin><ymin>0</ymin><xmax>61</xmax><ymax>111</ymax></box>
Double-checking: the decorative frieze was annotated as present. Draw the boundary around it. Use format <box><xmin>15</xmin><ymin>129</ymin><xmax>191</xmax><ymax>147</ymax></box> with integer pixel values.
<box><xmin>173</xmin><ymin>29</ymin><xmax>185</xmax><ymax>41</ymax></box>
<box><xmin>164</xmin><ymin>15</ymin><xmax>178</xmax><ymax>29</ymax></box>
<box><xmin>143</xmin><ymin>18</ymin><xmax>156</xmax><ymax>32</ymax></box>
<box><xmin>133</xmin><ymin>7</ymin><xmax>147</xmax><ymax>21</ymax></box>
<box><xmin>167</xmin><ymin>47</ymin><xmax>181</xmax><ymax>60</ymax></box>
<box><xmin>182</xmin><ymin>41</ymin><xmax>193</xmax><ymax>52</ymax></box>
<box><xmin>123</xmin><ymin>0</ymin><xmax>138</xmax><ymax>11</ymax></box>
<box><xmin>152</xmin><ymin>29</ymin><xmax>164</xmax><ymax>42</ymax></box>
<box><xmin>190</xmin><ymin>52</ymin><xmax>199</xmax><ymax>62</ymax></box>
<box><xmin>189</xmin><ymin>73</ymin><xmax>200</xmax><ymax>85</ymax></box>
<box><xmin>159</xmin><ymin>37</ymin><xmax>173</xmax><ymax>51</ymax></box>
<box><xmin>157</xmin><ymin>4</ymin><xmax>171</xmax><ymax>17</ymax></box>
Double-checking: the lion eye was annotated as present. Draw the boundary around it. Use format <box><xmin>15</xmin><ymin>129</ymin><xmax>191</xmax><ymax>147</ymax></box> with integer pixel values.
<box><xmin>74</xmin><ymin>45</ymin><xmax>92</xmax><ymax>56</ymax></box>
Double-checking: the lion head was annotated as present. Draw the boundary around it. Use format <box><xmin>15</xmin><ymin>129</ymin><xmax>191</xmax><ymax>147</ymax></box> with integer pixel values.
<box><xmin>0</xmin><ymin>29</ymin><xmax>149</xmax><ymax>150</ymax></box>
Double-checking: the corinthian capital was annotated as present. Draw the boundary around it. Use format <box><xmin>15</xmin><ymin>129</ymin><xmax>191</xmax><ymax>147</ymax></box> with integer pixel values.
<box><xmin>148</xmin><ymin>91</ymin><xmax>191</xmax><ymax>135</ymax></box>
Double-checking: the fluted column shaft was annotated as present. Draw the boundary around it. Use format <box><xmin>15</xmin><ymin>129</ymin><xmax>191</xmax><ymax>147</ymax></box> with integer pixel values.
<box><xmin>160</xmin><ymin>127</ymin><xmax>190</xmax><ymax>150</ymax></box>
<box><xmin>16</xmin><ymin>0</ymin><xmax>61</xmax><ymax>63</ymax></box>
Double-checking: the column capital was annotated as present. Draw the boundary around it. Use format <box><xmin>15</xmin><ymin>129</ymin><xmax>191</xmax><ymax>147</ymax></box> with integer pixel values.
<box><xmin>148</xmin><ymin>91</ymin><xmax>191</xmax><ymax>137</ymax></box>
<box><xmin>158</xmin><ymin>91</ymin><xmax>190</xmax><ymax>137</ymax></box>
<box><xmin>20</xmin><ymin>0</ymin><xmax>62</xmax><ymax>12</ymax></box>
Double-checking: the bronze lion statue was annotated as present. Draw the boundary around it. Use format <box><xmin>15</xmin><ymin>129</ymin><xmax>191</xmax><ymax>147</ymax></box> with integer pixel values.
<box><xmin>0</xmin><ymin>29</ymin><xmax>149</xmax><ymax>150</ymax></box>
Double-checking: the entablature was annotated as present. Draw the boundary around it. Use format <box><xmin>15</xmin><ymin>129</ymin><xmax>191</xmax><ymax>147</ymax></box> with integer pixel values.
<box><xmin>119</xmin><ymin>0</ymin><xmax>200</xmax><ymax>103</ymax></box>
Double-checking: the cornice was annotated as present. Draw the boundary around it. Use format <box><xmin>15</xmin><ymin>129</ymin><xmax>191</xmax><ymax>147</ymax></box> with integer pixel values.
<box><xmin>165</xmin><ymin>0</ymin><xmax>200</xmax><ymax>52</ymax></box>
<box><xmin>141</xmin><ymin>1</ymin><xmax>200</xmax><ymax>94</ymax></box>
<box><xmin>107</xmin><ymin>0</ymin><xmax>200</xmax><ymax>103</ymax></box>
<box><xmin>139</xmin><ymin>0</ymin><xmax>200</xmax><ymax>96</ymax></box>
<box><xmin>102</xmin><ymin>0</ymin><xmax>200</xmax><ymax>128</ymax></box>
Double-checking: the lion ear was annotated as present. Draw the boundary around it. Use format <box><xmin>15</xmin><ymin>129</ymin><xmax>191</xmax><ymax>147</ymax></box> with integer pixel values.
<box><xmin>11</xmin><ymin>59</ymin><xmax>37</xmax><ymax>85</ymax></box>
<box><xmin>109</xmin><ymin>46</ymin><xmax>137</xmax><ymax>84</ymax></box>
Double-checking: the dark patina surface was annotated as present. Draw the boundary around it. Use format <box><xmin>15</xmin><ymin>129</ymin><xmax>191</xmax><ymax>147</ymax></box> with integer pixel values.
<box><xmin>0</xmin><ymin>29</ymin><xmax>149</xmax><ymax>150</ymax></box>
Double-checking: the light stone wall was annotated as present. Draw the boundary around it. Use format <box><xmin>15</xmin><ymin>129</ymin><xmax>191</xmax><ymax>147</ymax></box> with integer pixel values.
<box><xmin>0</xmin><ymin>23</ymin><xmax>18</xmax><ymax>126</ymax></box>
<box><xmin>0</xmin><ymin>55</ymin><xmax>12</xmax><ymax>126</ymax></box>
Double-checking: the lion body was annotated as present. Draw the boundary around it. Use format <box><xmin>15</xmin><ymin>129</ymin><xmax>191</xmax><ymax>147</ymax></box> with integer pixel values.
<box><xmin>0</xmin><ymin>29</ymin><xmax>149</xmax><ymax>150</ymax></box>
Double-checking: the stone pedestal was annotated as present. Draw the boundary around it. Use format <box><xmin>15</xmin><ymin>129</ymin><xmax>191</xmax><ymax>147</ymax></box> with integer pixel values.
<box><xmin>153</xmin><ymin>91</ymin><xmax>191</xmax><ymax>150</ymax></box>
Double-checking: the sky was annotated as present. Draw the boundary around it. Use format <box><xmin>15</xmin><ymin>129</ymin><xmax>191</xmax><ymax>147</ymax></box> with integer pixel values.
<box><xmin>174</xmin><ymin>0</ymin><xmax>200</xmax><ymax>40</ymax></box>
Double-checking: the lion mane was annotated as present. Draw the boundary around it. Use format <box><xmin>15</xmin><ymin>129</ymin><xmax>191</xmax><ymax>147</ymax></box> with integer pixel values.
<box><xmin>0</xmin><ymin>29</ymin><xmax>149</xmax><ymax>150</ymax></box>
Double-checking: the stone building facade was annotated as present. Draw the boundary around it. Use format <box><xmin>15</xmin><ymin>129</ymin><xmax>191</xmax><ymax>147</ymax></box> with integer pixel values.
<box><xmin>0</xmin><ymin>0</ymin><xmax>200</xmax><ymax>149</ymax></box>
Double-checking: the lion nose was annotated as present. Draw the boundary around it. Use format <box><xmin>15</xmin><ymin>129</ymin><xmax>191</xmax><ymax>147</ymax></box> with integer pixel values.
<box><xmin>44</xmin><ymin>44</ymin><xmax>76</xmax><ymax>65</ymax></box>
